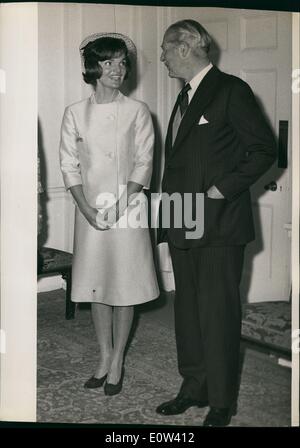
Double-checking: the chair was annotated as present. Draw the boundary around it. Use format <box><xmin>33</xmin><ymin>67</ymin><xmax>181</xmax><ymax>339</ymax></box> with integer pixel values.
<box><xmin>38</xmin><ymin>247</ymin><xmax>75</xmax><ymax>319</ymax></box>
<box><xmin>241</xmin><ymin>301</ymin><xmax>291</xmax><ymax>358</ymax></box>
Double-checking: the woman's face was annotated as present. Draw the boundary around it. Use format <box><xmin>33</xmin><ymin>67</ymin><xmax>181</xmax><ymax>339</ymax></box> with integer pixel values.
<box><xmin>97</xmin><ymin>52</ymin><xmax>127</xmax><ymax>89</ymax></box>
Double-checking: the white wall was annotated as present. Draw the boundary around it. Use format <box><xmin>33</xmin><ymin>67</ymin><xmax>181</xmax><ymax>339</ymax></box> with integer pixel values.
<box><xmin>0</xmin><ymin>3</ymin><xmax>37</xmax><ymax>422</ymax></box>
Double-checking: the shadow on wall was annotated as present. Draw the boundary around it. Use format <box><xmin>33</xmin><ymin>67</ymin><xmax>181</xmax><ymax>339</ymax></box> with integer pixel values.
<box><xmin>38</xmin><ymin>118</ymin><xmax>49</xmax><ymax>249</ymax></box>
<box><xmin>120</xmin><ymin>51</ymin><xmax>138</xmax><ymax>98</ymax></box>
<box><xmin>209</xmin><ymin>36</ymin><xmax>222</xmax><ymax>67</ymax></box>
<box><xmin>240</xmin><ymin>96</ymin><xmax>283</xmax><ymax>303</ymax></box>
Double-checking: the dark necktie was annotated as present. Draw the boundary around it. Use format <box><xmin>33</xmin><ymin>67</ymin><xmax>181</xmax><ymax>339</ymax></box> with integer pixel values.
<box><xmin>178</xmin><ymin>83</ymin><xmax>191</xmax><ymax>117</ymax></box>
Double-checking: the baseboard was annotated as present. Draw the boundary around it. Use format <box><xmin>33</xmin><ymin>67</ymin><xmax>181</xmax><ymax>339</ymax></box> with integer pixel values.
<box><xmin>37</xmin><ymin>275</ymin><xmax>66</xmax><ymax>293</ymax></box>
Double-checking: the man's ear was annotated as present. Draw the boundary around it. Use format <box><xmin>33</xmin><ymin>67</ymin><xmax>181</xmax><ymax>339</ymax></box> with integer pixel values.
<box><xmin>178</xmin><ymin>41</ymin><xmax>190</xmax><ymax>59</ymax></box>
<box><xmin>198</xmin><ymin>36</ymin><xmax>207</xmax><ymax>50</ymax></box>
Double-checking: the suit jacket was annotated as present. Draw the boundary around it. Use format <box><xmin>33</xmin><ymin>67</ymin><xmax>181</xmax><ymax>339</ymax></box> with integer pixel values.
<box><xmin>157</xmin><ymin>65</ymin><xmax>277</xmax><ymax>249</ymax></box>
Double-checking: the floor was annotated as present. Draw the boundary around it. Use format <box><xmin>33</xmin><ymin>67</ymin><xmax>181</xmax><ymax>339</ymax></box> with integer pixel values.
<box><xmin>37</xmin><ymin>289</ymin><xmax>291</xmax><ymax>426</ymax></box>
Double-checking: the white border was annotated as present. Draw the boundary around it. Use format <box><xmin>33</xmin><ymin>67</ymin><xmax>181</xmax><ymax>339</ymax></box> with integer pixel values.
<box><xmin>0</xmin><ymin>3</ymin><xmax>38</xmax><ymax>422</ymax></box>
<box><xmin>291</xmin><ymin>11</ymin><xmax>300</xmax><ymax>428</ymax></box>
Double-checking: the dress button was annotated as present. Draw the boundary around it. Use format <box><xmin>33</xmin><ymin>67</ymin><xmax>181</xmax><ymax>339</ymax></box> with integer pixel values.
<box><xmin>107</xmin><ymin>114</ymin><xmax>115</xmax><ymax>121</ymax></box>
<box><xmin>105</xmin><ymin>152</ymin><xmax>114</xmax><ymax>159</ymax></box>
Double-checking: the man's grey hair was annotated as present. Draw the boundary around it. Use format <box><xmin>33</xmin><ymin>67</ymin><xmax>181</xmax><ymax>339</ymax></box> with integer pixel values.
<box><xmin>167</xmin><ymin>19</ymin><xmax>212</xmax><ymax>55</ymax></box>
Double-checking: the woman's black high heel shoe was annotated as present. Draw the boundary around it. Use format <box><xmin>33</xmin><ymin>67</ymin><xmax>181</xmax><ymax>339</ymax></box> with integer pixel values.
<box><xmin>104</xmin><ymin>367</ymin><xmax>125</xmax><ymax>396</ymax></box>
<box><xmin>84</xmin><ymin>373</ymin><xmax>107</xmax><ymax>389</ymax></box>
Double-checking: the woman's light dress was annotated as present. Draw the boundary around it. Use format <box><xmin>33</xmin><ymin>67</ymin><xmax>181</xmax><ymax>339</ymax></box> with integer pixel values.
<box><xmin>60</xmin><ymin>92</ymin><xmax>159</xmax><ymax>305</ymax></box>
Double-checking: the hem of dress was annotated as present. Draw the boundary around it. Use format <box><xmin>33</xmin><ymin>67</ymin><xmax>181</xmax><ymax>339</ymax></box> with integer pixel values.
<box><xmin>71</xmin><ymin>289</ymin><xmax>160</xmax><ymax>306</ymax></box>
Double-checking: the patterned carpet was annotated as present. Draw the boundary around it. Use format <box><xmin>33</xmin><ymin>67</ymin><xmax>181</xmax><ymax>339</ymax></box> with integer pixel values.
<box><xmin>37</xmin><ymin>289</ymin><xmax>291</xmax><ymax>427</ymax></box>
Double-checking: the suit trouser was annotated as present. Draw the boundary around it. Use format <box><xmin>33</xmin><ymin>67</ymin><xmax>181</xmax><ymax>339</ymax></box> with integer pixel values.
<box><xmin>168</xmin><ymin>242</ymin><xmax>245</xmax><ymax>408</ymax></box>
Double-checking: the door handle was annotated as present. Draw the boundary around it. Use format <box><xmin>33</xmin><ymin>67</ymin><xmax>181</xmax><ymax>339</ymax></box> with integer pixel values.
<box><xmin>264</xmin><ymin>181</ymin><xmax>277</xmax><ymax>191</ymax></box>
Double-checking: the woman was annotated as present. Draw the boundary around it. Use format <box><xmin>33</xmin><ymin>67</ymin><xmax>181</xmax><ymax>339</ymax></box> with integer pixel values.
<box><xmin>59</xmin><ymin>32</ymin><xmax>159</xmax><ymax>395</ymax></box>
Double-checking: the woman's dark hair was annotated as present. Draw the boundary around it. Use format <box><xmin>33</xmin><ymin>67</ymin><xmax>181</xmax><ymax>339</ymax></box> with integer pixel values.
<box><xmin>82</xmin><ymin>37</ymin><xmax>131</xmax><ymax>87</ymax></box>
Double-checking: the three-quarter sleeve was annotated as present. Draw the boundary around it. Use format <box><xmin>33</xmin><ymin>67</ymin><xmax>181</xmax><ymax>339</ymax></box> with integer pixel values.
<box><xmin>59</xmin><ymin>106</ymin><xmax>82</xmax><ymax>190</ymax></box>
<box><xmin>128</xmin><ymin>102</ymin><xmax>154</xmax><ymax>189</ymax></box>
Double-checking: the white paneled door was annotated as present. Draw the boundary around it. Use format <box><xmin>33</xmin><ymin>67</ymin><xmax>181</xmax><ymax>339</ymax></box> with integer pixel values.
<box><xmin>166</xmin><ymin>8</ymin><xmax>292</xmax><ymax>302</ymax></box>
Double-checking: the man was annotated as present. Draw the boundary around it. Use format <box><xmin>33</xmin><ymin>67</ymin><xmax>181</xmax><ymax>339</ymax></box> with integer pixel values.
<box><xmin>156</xmin><ymin>20</ymin><xmax>277</xmax><ymax>426</ymax></box>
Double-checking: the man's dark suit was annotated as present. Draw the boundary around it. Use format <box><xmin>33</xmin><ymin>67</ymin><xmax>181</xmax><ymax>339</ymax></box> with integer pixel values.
<box><xmin>158</xmin><ymin>65</ymin><xmax>277</xmax><ymax>408</ymax></box>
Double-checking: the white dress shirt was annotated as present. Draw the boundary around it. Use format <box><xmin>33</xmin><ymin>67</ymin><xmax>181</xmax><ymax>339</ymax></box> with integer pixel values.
<box><xmin>188</xmin><ymin>62</ymin><xmax>213</xmax><ymax>103</ymax></box>
<box><xmin>172</xmin><ymin>63</ymin><xmax>213</xmax><ymax>145</ymax></box>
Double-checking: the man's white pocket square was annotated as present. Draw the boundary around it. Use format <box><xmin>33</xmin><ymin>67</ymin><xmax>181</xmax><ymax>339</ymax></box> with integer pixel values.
<box><xmin>198</xmin><ymin>115</ymin><xmax>209</xmax><ymax>125</ymax></box>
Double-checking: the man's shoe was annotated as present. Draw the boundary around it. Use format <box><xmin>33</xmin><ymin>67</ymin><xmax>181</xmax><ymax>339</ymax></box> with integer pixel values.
<box><xmin>202</xmin><ymin>407</ymin><xmax>232</xmax><ymax>427</ymax></box>
<box><xmin>156</xmin><ymin>396</ymin><xmax>208</xmax><ymax>416</ymax></box>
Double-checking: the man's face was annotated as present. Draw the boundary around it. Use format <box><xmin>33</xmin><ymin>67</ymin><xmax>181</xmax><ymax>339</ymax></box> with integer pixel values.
<box><xmin>160</xmin><ymin>31</ymin><xmax>183</xmax><ymax>79</ymax></box>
